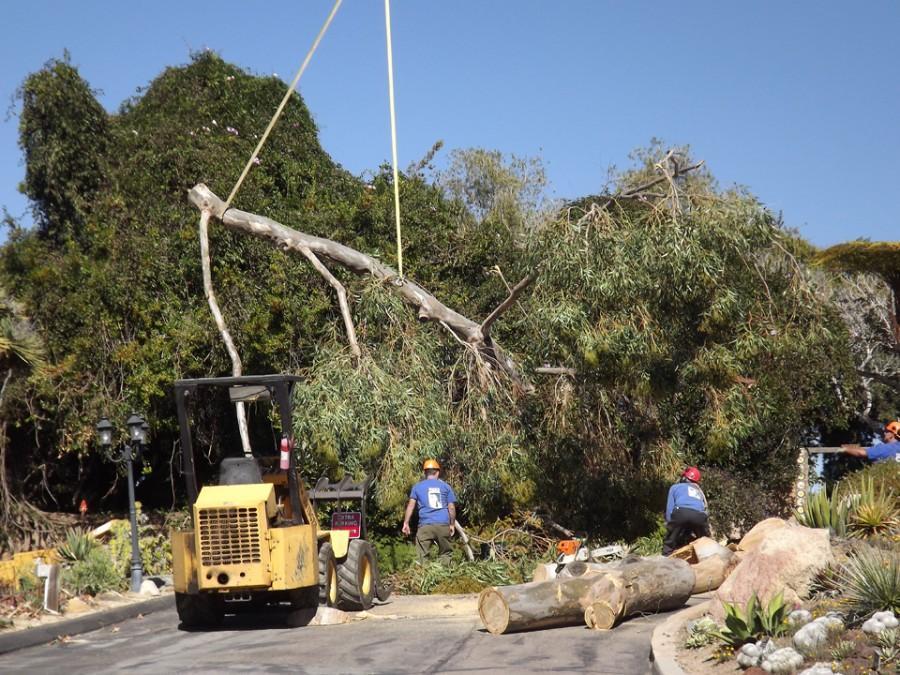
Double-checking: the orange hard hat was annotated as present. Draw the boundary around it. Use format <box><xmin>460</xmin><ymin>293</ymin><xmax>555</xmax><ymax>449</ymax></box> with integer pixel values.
<box><xmin>682</xmin><ymin>466</ymin><xmax>701</xmax><ymax>483</ymax></box>
<box><xmin>886</xmin><ymin>421</ymin><xmax>900</xmax><ymax>436</ymax></box>
<box><xmin>423</xmin><ymin>459</ymin><xmax>441</xmax><ymax>471</ymax></box>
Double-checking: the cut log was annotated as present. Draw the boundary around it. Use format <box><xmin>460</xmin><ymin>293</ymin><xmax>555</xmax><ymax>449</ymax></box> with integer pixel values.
<box><xmin>532</xmin><ymin>559</ymin><xmax>620</xmax><ymax>583</ymax></box>
<box><xmin>531</xmin><ymin>562</ymin><xmax>558</xmax><ymax>582</ymax></box>
<box><xmin>479</xmin><ymin>575</ymin><xmax>611</xmax><ymax>635</ymax></box>
<box><xmin>479</xmin><ymin>556</ymin><xmax>692</xmax><ymax>635</ymax></box>
<box><xmin>690</xmin><ymin>550</ymin><xmax>736</xmax><ymax>594</ymax></box>
<box><xmin>583</xmin><ymin>556</ymin><xmax>695</xmax><ymax>630</ymax></box>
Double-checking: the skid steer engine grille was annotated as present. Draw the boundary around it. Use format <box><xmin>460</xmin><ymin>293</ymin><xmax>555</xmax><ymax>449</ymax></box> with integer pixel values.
<box><xmin>198</xmin><ymin>507</ymin><xmax>262</xmax><ymax>566</ymax></box>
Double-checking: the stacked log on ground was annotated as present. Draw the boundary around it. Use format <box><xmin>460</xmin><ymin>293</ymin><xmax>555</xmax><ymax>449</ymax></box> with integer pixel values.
<box><xmin>531</xmin><ymin>560</ymin><xmax>619</xmax><ymax>582</ymax></box>
<box><xmin>669</xmin><ymin>536</ymin><xmax>739</xmax><ymax>594</ymax></box>
<box><xmin>479</xmin><ymin>556</ymin><xmax>694</xmax><ymax>635</ymax></box>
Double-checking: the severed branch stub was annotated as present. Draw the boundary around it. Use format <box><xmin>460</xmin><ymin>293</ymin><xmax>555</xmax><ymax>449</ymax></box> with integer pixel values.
<box><xmin>188</xmin><ymin>184</ymin><xmax>533</xmax><ymax>393</ymax></box>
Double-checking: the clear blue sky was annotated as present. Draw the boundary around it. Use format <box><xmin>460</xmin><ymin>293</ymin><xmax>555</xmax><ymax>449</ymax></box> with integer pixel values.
<box><xmin>3</xmin><ymin>1</ymin><xmax>898</xmax><ymax>246</ymax></box>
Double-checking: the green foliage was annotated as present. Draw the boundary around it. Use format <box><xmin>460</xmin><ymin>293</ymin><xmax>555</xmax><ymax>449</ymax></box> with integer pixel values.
<box><xmin>874</xmin><ymin>628</ymin><xmax>899</xmax><ymax>667</ymax></box>
<box><xmin>684</xmin><ymin>616</ymin><xmax>719</xmax><ymax>649</ymax></box>
<box><xmin>57</xmin><ymin>528</ymin><xmax>97</xmax><ymax>563</ymax></box>
<box><xmin>107</xmin><ymin>519</ymin><xmax>171</xmax><ymax>577</ymax></box>
<box><xmin>15</xmin><ymin>571</ymin><xmax>44</xmax><ymax>610</ymax></box>
<box><xmin>2</xmin><ymin>49</ymin><xmax>861</xmax><ymax>545</ymax></box>
<box><xmin>389</xmin><ymin>560</ymin><xmax>517</xmax><ymax>595</ymax></box>
<box><xmin>61</xmin><ymin>547</ymin><xmax>121</xmax><ymax>596</ymax></box>
<box><xmin>837</xmin><ymin>461</ymin><xmax>900</xmax><ymax>504</ymax></box>
<box><xmin>847</xmin><ymin>477</ymin><xmax>898</xmax><ymax>539</ymax></box>
<box><xmin>370</xmin><ymin>534</ymin><xmax>417</xmax><ymax>576</ymax></box>
<box><xmin>629</xmin><ymin>517</ymin><xmax>666</xmax><ymax>556</ymax></box>
<box><xmin>795</xmin><ymin>486</ymin><xmax>851</xmax><ymax>537</ymax></box>
<box><xmin>829</xmin><ymin>639</ymin><xmax>856</xmax><ymax>661</ymax></box>
<box><xmin>839</xmin><ymin>546</ymin><xmax>900</xmax><ymax>619</ymax></box>
<box><xmin>713</xmin><ymin>592</ymin><xmax>790</xmax><ymax>647</ymax></box>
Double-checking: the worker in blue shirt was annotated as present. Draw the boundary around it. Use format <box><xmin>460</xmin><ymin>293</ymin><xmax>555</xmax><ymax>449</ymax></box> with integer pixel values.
<box><xmin>402</xmin><ymin>459</ymin><xmax>458</xmax><ymax>563</ymax></box>
<box><xmin>663</xmin><ymin>466</ymin><xmax>710</xmax><ymax>556</ymax></box>
<box><xmin>841</xmin><ymin>420</ymin><xmax>900</xmax><ymax>463</ymax></box>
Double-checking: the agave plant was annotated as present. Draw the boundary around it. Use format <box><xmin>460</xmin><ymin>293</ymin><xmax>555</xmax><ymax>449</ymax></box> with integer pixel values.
<box><xmin>849</xmin><ymin>477</ymin><xmax>899</xmax><ymax>539</ymax></box>
<box><xmin>840</xmin><ymin>546</ymin><xmax>900</xmax><ymax>620</ymax></box>
<box><xmin>795</xmin><ymin>485</ymin><xmax>851</xmax><ymax>537</ymax></box>
<box><xmin>57</xmin><ymin>528</ymin><xmax>97</xmax><ymax>563</ymax></box>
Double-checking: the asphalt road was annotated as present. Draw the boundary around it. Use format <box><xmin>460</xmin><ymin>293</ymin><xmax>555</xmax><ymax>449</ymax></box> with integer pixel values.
<box><xmin>0</xmin><ymin>602</ymin><xmax>668</xmax><ymax>674</ymax></box>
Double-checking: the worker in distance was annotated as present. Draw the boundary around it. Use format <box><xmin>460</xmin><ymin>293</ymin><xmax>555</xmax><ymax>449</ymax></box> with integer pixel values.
<box><xmin>402</xmin><ymin>459</ymin><xmax>458</xmax><ymax>563</ymax></box>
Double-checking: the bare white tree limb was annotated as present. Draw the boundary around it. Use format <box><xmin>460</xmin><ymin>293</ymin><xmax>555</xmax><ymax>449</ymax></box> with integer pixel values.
<box><xmin>198</xmin><ymin>208</ymin><xmax>251</xmax><ymax>456</ymax></box>
<box><xmin>188</xmin><ymin>184</ymin><xmax>532</xmax><ymax>394</ymax></box>
<box><xmin>481</xmin><ymin>275</ymin><xmax>533</xmax><ymax>336</ymax></box>
<box><xmin>296</xmin><ymin>245</ymin><xmax>361</xmax><ymax>359</ymax></box>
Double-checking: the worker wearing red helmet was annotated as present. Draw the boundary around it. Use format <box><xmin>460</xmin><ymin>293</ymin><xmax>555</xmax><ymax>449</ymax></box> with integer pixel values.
<box><xmin>402</xmin><ymin>459</ymin><xmax>458</xmax><ymax>562</ymax></box>
<box><xmin>663</xmin><ymin>466</ymin><xmax>710</xmax><ymax>556</ymax></box>
<box><xmin>841</xmin><ymin>420</ymin><xmax>900</xmax><ymax>463</ymax></box>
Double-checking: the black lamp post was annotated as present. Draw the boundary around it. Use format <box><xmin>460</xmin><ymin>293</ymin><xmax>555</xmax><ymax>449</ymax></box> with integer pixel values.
<box><xmin>96</xmin><ymin>413</ymin><xmax>148</xmax><ymax>593</ymax></box>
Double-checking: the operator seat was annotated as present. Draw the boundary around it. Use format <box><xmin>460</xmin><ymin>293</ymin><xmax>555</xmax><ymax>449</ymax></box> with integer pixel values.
<box><xmin>218</xmin><ymin>457</ymin><xmax>263</xmax><ymax>485</ymax></box>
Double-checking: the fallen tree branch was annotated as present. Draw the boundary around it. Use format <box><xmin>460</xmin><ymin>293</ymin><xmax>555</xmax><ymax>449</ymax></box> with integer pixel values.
<box><xmin>297</xmin><ymin>246</ymin><xmax>361</xmax><ymax>359</ymax></box>
<box><xmin>481</xmin><ymin>275</ymin><xmax>533</xmax><ymax>336</ymax></box>
<box><xmin>188</xmin><ymin>184</ymin><xmax>533</xmax><ymax>393</ymax></box>
<box><xmin>858</xmin><ymin>369</ymin><xmax>900</xmax><ymax>391</ymax></box>
<box><xmin>534</xmin><ymin>366</ymin><xmax>575</xmax><ymax>377</ymax></box>
<box><xmin>198</xmin><ymin>209</ymin><xmax>251</xmax><ymax>456</ymax></box>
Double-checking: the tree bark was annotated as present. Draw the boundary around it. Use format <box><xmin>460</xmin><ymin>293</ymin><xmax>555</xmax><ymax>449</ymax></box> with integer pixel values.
<box><xmin>583</xmin><ymin>556</ymin><xmax>695</xmax><ymax>630</ymax></box>
<box><xmin>187</xmin><ymin>184</ymin><xmax>531</xmax><ymax>393</ymax></box>
<box><xmin>480</xmin><ymin>556</ymin><xmax>692</xmax><ymax>635</ymax></box>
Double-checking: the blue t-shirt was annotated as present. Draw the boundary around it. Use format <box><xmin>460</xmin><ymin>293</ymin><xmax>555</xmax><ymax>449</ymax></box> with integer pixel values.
<box><xmin>409</xmin><ymin>478</ymin><xmax>457</xmax><ymax>526</ymax></box>
<box><xmin>665</xmin><ymin>481</ymin><xmax>708</xmax><ymax>521</ymax></box>
<box><xmin>867</xmin><ymin>440</ymin><xmax>900</xmax><ymax>463</ymax></box>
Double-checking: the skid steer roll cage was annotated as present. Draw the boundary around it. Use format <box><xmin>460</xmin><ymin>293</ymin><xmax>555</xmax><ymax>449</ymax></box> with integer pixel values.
<box><xmin>174</xmin><ymin>374</ymin><xmax>305</xmax><ymax>525</ymax></box>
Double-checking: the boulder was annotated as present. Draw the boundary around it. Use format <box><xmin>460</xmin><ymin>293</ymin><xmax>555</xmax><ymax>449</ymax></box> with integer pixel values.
<box><xmin>713</xmin><ymin>524</ymin><xmax>833</xmax><ymax>618</ymax></box>
<box><xmin>139</xmin><ymin>579</ymin><xmax>160</xmax><ymax>596</ymax></box>
<box><xmin>737</xmin><ymin>518</ymin><xmax>790</xmax><ymax>553</ymax></box>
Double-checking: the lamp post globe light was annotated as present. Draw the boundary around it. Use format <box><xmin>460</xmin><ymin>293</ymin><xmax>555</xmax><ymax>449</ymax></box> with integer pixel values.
<box><xmin>96</xmin><ymin>413</ymin><xmax>149</xmax><ymax>594</ymax></box>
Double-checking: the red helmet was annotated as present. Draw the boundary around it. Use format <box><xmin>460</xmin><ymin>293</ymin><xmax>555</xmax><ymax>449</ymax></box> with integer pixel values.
<box><xmin>682</xmin><ymin>466</ymin><xmax>701</xmax><ymax>483</ymax></box>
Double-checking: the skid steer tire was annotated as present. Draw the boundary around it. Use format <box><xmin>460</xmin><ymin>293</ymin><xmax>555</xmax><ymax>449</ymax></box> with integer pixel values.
<box><xmin>335</xmin><ymin>539</ymin><xmax>376</xmax><ymax>611</ymax></box>
<box><xmin>175</xmin><ymin>592</ymin><xmax>223</xmax><ymax>628</ymax></box>
<box><xmin>319</xmin><ymin>541</ymin><xmax>338</xmax><ymax>607</ymax></box>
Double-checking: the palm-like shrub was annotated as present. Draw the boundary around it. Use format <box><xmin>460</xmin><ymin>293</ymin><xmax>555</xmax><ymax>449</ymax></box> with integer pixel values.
<box><xmin>795</xmin><ymin>486</ymin><xmax>851</xmax><ymax>536</ymax></box>
<box><xmin>848</xmin><ymin>477</ymin><xmax>898</xmax><ymax>539</ymax></box>
<box><xmin>57</xmin><ymin>528</ymin><xmax>96</xmax><ymax>563</ymax></box>
<box><xmin>840</xmin><ymin>546</ymin><xmax>900</xmax><ymax>620</ymax></box>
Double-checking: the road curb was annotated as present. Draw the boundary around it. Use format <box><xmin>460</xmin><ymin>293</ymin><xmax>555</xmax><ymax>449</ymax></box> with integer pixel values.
<box><xmin>649</xmin><ymin>598</ymin><xmax>712</xmax><ymax>675</ymax></box>
<box><xmin>0</xmin><ymin>593</ymin><xmax>175</xmax><ymax>655</ymax></box>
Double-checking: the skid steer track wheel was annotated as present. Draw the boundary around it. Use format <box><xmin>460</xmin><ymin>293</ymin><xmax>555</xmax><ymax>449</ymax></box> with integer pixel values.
<box><xmin>319</xmin><ymin>541</ymin><xmax>338</xmax><ymax>607</ymax></box>
<box><xmin>175</xmin><ymin>592</ymin><xmax>224</xmax><ymax>628</ymax></box>
<box><xmin>336</xmin><ymin>539</ymin><xmax>376</xmax><ymax>611</ymax></box>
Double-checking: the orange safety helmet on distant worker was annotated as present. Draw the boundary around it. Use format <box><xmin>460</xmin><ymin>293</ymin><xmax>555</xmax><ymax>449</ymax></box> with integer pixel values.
<box><xmin>886</xmin><ymin>421</ymin><xmax>900</xmax><ymax>436</ymax></box>
<box><xmin>422</xmin><ymin>459</ymin><xmax>441</xmax><ymax>471</ymax></box>
<box><xmin>682</xmin><ymin>466</ymin><xmax>701</xmax><ymax>483</ymax></box>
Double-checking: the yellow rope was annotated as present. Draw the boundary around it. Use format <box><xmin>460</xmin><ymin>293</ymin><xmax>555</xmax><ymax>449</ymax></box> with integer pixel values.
<box><xmin>223</xmin><ymin>0</ymin><xmax>343</xmax><ymax>212</ymax></box>
<box><xmin>384</xmin><ymin>0</ymin><xmax>404</xmax><ymax>278</ymax></box>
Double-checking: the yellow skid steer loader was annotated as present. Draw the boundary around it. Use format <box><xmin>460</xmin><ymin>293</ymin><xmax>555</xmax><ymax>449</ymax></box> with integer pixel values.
<box><xmin>170</xmin><ymin>374</ymin><xmax>389</xmax><ymax>627</ymax></box>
